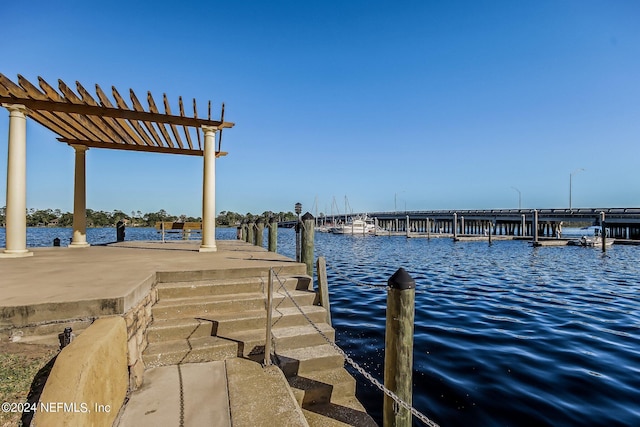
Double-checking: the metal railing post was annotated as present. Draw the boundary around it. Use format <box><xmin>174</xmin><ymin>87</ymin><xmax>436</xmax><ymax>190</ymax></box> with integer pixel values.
<box><xmin>264</xmin><ymin>268</ymin><xmax>274</xmax><ymax>366</ymax></box>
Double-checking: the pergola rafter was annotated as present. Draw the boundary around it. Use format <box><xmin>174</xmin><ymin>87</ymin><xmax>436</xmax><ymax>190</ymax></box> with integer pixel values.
<box><xmin>0</xmin><ymin>73</ymin><xmax>234</xmax><ymax>156</ymax></box>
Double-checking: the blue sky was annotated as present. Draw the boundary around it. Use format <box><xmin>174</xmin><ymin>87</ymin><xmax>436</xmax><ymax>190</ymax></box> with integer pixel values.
<box><xmin>1</xmin><ymin>1</ymin><xmax>639</xmax><ymax>217</ymax></box>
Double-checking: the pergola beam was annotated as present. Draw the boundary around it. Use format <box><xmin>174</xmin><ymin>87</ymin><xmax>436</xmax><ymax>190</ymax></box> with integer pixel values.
<box><xmin>59</xmin><ymin>138</ymin><xmax>206</xmax><ymax>156</ymax></box>
<box><xmin>0</xmin><ymin>95</ymin><xmax>232</xmax><ymax>129</ymax></box>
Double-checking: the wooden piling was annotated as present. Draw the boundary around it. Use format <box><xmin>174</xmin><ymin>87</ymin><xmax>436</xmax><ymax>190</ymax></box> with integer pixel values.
<box><xmin>406</xmin><ymin>215</ymin><xmax>410</xmax><ymax>238</ymax></box>
<box><xmin>268</xmin><ymin>217</ymin><xmax>278</xmax><ymax>252</ymax></box>
<box><xmin>426</xmin><ymin>218</ymin><xmax>430</xmax><ymax>239</ymax></box>
<box><xmin>488</xmin><ymin>221</ymin><xmax>493</xmax><ymax>245</ymax></box>
<box><xmin>453</xmin><ymin>213</ymin><xmax>458</xmax><ymax>240</ymax></box>
<box><xmin>383</xmin><ymin>268</ymin><xmax>415</xmax><ymax>427</ymax></box>
<box><xmin>533</xmin><ymin>210</ymin><xmax>539</xmax><ymax>244</ymax></box>
<box><xmin>254</xmin><ymin>218</ymin><xmax>265</xmax><ymax>248</ymax></box>
<box><xmin>300</xmin><ymin>212</ymin><xmax>315</xmax><ymax>277</ymax></box>
<box><xmin>316</xmin><ymin>257</ymin><xmax>332</xmax><ymax>326</ymax></box>
<box><xmin>601</xmin><ymin>211</ymin><xmax>607</xmax><ymax>252</ymax></box>
<box><xmin>247</xmin><ymin>221</ymin><xmax>255</xmax><ymax>245</ymax></box>
<box><xmin>241</xmin><ymin>222</ymin><xmax>249</xmax><ymax>243</ymax></box>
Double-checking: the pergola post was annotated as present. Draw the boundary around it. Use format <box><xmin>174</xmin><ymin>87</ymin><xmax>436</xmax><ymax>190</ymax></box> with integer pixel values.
<box><xmin>69</xmin><ymin>144</ymin><xmax>90</xmax><ymax>248</ymax></box>
<box><xmin>1</xmin><ymin>104</ymin><xmax>32</xmax><ymax>258</ymax></box>
<box><xmin>199</xmin><ymin>126</ymin><xmax>218</xmax><ymax>252</ymax></box>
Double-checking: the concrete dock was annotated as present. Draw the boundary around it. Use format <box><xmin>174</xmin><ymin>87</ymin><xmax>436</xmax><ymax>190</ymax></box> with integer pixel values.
<box><xmin>1</xmin><ymin>239</ymin><xmax>376</xmax><ymax>426</ymax></box>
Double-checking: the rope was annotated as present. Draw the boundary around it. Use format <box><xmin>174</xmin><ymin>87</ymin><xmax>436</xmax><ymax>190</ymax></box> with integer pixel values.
<box><xmin>271</xmin><ymin>268</ymin><xmax>440</xmax><ymax>427</ymax></box>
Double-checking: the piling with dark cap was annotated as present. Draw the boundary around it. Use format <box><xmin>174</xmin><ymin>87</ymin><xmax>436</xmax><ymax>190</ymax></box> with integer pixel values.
<box><xmin>300</xmin><ymin>212</ymin><xmax>315</xmax><ymax>277</ymax></box>
<box><xmin>383</xmin><ymin>268</ymin><xmax>415</xmax><ymax>427</ymax></box>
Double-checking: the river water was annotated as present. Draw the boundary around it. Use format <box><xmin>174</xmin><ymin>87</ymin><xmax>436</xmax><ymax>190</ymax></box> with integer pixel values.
<box><xmin>2</xmin><ymin>227</ymin><xmax>639</xmax><ymax>426</ymax></box>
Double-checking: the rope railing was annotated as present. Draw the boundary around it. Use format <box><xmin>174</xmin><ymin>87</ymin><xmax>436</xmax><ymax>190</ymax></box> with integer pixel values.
<box><xmin>269</xmin><ymin>267</ymin><xmax>440</xmax><ymax>427</ymax></box>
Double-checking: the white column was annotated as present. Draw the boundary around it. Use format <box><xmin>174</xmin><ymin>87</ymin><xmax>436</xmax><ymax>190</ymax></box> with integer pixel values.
<box><xmin>69</xmin><ymin>144</ymin><xmax>90</xmax><ymax>248</ymax></box>
<box><xmin>1</xmin><ymin>104</ymin><xmax>32</xmax><ymax>257</ymax></box>
<box><xmin>199</xmin><ymin>126</ymin><xmax>217</xmax><ymax>252</ymax></box>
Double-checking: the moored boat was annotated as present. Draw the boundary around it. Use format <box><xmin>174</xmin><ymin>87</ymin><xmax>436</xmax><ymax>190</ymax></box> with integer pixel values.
<box><xmin>330</xmin><ymin>215</ymin><xmax>378</xmax><ymax>234</ymax></box>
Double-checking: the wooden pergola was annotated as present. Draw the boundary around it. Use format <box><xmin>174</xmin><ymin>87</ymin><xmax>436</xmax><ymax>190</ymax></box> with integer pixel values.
<box><xmin>0</xmin><ymin>73</ymin><xmax>234</xmax><ymax>257</ymax></box>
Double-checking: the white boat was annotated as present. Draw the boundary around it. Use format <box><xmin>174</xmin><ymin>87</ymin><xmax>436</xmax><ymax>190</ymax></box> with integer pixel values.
<box><xmin>568</xmin><ymin>235</ymin><xmax>614</xmax><ymax>247</ymax></box>
<box><xmin>568</xmin><ymin>227</ymin><xmax>614</xmax><ymax>247</ymax></box>
<box><xmin>330</xmin><ymin>215</ymin><xmax>377</xmax><ymax>235</ymax></box>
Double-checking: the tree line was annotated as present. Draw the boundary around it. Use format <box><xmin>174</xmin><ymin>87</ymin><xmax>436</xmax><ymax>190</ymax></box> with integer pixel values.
<box><xmin>0</xmin><ymin>207</ymin><xmax>299</xmax><ymax>228</ymax></box>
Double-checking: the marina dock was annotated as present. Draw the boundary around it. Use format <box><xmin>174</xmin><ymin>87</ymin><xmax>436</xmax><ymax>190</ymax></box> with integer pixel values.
<box><xmin>0</xmin><ymin>240</ymin><xmax>376</xmax><ymax>426</ymax></box>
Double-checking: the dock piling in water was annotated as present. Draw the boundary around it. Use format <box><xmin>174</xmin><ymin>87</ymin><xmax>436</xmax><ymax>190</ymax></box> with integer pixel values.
<box><xmin>601</xmin><ymin>211</ymin><xmax>607</xmax><ymax>252</ymax></box>
<box><xmin>254</xmin><ymin>218</ymin><xmax>264</xmax><ymax>248</ymax></box>
<box><xmin>384</xmin><ymin>268</ymin><xmax>415</xmax><ymax>427</ymax></box>
<box><xmin>316</xmin><ymin>256</ymin><xmax>332</xmax><ymax>326</ymax></box>
<box><xmin>300</xmin><ymin>212</ymin><xmax>315</xmax><ymax>277</ymax></box>
<box><xmin>268</xmin><ymin>217</ymin><xmax>277</xmax><ymax>252</ymax></box>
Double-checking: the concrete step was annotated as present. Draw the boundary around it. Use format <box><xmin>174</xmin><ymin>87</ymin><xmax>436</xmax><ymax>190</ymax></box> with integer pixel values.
<box><xmin>278</xmin><ymin>344</ymin><xmax>345</xmax><ymax>377</ymax></box>
<box><xmin>151</xmin><ymin>290</ymin><xmax>317</xmax><ymax>320</ymax></box>
<box><xmin>157</xmin><ymin>275</ymin><xmax>313</xmax><ymax>300</ymax></box>
<box><xmin>302</xmin><ymin>396</ymin><xmax>378</xmax><ymax>427</ymax></box>
<box><xmin>147</xmin><ymin>306</ymin><xmax>329</xmax><ymax>343</ymax></box>
<box><xmin>155</xmin><ymin>265</ymin><xmax>307</xmax><ymax>284</ymax></box>
<box><xmin>143</xmin><ymin>336</ymin><xmax>238</xmax><ymax>368</ymax></box>
<box><xmin>289</xmin><ymin>368</ymin><xmax>357</xmax><ymax>407</ymax></box>
<box><xmin>226</xmin><ymin>358</ymin><xmax>309</xmax><ymax>427</ymax></box>
<box><xmin>229</xmin><ymin>323</ymin><xmax>335</xmax><ymax>357</ymax></box>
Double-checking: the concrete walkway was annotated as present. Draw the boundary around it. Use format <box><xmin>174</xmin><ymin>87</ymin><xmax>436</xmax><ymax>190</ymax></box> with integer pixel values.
<box><xmin>115</xmin><ymin>361</ymin><xmax>232</xmax><ymax>427</ymax></box>
<box><xmin>116</xmin><ymin>359</ymin><xmax>309</xmax><ymax>427</ymax></box>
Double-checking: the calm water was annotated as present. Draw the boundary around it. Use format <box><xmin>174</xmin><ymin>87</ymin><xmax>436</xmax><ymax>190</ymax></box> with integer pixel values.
<box><xmin>2</xmin><ymin>227</ymin><xmax>639</xmax><ymax>426</ymax></box>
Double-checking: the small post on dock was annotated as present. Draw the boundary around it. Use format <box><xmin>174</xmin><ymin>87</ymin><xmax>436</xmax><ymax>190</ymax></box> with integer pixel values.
<box><xmin>600</xmin><ymin>211</ymin><xmax>607</xmax><ymax>252</ymax></box>
<box><xmin>533</xmin><ymin>210</ymin><xmax>539</xmax><ymax>245</ymax></box>
<box><xmin>300</xmin><ymin>212</ymin><xmax>315</xmax><ymax>277</ymax></box>
<box><xmin>268</xmin><ymin>217</ymin><xmax>278</xmax><ymax>252</ymax></box>
<box><xmin>384</xmin><ymin>268</ymin><xmax>415</xmax><ymax>427</ymax></box>
<box><xmin>254</xmin><ymin>218</ymin><xmax>265</xmax><ymax>248</ymax></box>
<box><xmin>247</xmin><ymin>220</ymin><xmax>255</xmax><ymax>245</ymax></box>
<box><xmin>316</xmin><ymin>256</ymin><xmax>332</xmax><ymax>326</ymax></box>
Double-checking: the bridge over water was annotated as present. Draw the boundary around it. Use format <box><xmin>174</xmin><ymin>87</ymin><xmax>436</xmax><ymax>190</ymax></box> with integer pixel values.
<box><xmin>279</xmin><ymin>208</ymin><xmax>640</xmax><ymax>239</ymax></box>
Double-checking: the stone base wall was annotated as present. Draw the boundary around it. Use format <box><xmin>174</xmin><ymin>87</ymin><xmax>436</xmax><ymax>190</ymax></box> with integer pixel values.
<box><xmin>123</xmin><ymin>287</ymin><xmax>157</xmax><ymax>390</ymax></box>
<box><xmin>31</xmin><ymin>317</ymin><xmax>128</xmax><ymax>427</ymax></box>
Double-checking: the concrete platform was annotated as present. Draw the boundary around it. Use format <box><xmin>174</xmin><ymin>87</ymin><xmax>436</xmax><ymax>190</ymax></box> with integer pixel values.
<box><xmin>0</xmin><ymin>240</ymin><xmax>302</xmax><ymax>328</ymax></box>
